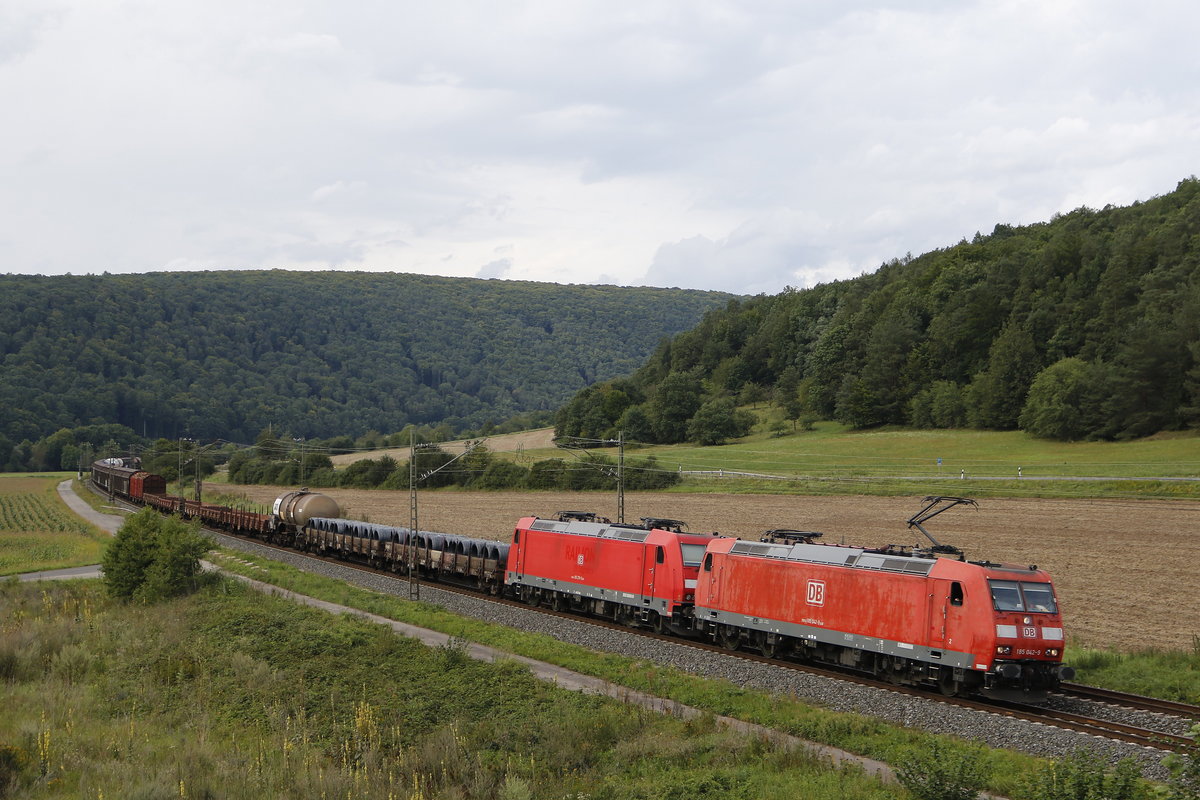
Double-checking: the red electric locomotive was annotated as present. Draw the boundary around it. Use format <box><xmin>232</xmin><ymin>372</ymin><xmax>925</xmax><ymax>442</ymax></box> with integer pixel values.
<box><xmin>506</xmin><ymin>512</ymin><xmax>721</xmax><ymax>632</ymax></box>
<box><xmin>694</xmin><ymin>497</ymin><xmax>1073</xmax><ymax>700</ymax></box>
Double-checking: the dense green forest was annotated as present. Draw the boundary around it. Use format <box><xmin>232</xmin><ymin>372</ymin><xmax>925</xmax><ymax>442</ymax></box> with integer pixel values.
<box><xmin>0</xmin><ymin>271</ymin><xmax>731</xmax><ymax>468</ymax></box>
<box><xmin>558</xmin><ymin>178</ymin><xmax>1200</xmax><ymax>443</ymax></box>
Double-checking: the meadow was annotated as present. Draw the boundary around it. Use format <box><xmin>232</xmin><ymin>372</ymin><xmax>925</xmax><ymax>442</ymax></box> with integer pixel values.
<box><xmin>0</xmin><ymin>475</ymin><xmax>109</xmax><ymax>576</ymax></box>
<box><xmin>0</xmin><ymin>577</ymin><xmax>905</xmax><ymax>800</ymax></box>
<box><xmin>506</xmin><ymin>422</ymin><xmax>1200</xmax><ymax>499</ymax></box>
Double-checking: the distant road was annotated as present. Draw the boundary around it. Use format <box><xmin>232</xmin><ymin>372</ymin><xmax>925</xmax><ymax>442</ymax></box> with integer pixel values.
<box><xmin>18</xmin><ymin>564</ymin><xmax>102</xmax><ymax>581</ymax></box>
<box><xmin>13</xmin><ymin>480</ymin><xmax>126</xmax><ymax>583</ymax></box>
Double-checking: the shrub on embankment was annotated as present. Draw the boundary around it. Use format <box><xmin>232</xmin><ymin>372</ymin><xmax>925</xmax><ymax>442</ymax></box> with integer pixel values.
<box><xmin>100</xmin><ymin>508</ymin><xmax>213</xmax><ymax>602</ymax></box>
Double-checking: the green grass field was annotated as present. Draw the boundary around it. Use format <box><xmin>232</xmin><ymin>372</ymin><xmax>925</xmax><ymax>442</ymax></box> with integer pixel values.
<box><xmin>1</xmin><ymin>578</ymin><xmax>910</xmax><ymax>799</ymax></box>
<box><xmin>0</xmin><ymin>474</ymin><xmax>109</xmax><ymax>576</ymax></box>
<box><xmin>513</xmin><ymin>422</ymin><xmax>1200</xmax><ymax>499</ymax></box>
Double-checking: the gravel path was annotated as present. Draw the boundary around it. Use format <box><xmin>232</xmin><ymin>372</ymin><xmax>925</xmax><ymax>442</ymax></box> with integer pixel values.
<box><xmin>208</xmin><ymin>530</ymin><xmax>1183</xmax><ymax>780</ymax></box>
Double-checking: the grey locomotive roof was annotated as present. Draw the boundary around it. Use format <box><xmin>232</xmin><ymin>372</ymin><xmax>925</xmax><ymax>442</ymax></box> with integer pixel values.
<box><xmin>527</xmin><ymin>517</ymin><xmax>651</xmax><ymax>543</ymax></box>
<box><xmin>728</xmin><ymin>539</ymin><xmax>936</xmax><ymax>576</ymax></box>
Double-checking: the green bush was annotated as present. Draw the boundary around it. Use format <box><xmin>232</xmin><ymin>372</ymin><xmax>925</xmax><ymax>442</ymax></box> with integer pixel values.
<box><xmin>101</xmin><ymin>508</ymin><xmax>212</xmax><ymax>603</ymax></box>
<box><xmin>894</xmin><ymin>740</ymin><xmax>985</xmax><ymax>800</ymax></box>
<box><xmin>1164</xmin><ymin>724</ymin><xmax>1200</xmax><ymax>800</ymax></box>
<box><xmin>1023</xmin><ymin>749</ymin><xmax>1145</xmax><ymax>800</ymax></box>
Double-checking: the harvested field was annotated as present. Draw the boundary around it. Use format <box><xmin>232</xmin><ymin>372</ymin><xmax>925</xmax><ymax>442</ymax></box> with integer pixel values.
<box><xmin>229</xmin><ymin>485</ymin><xmax>1200</xmax><ymax>652</ymax></box>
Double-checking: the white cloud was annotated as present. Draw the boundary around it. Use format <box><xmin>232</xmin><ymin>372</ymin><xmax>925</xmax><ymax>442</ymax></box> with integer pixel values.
<box><xmin>1</xmin><ymin>0</ymin><xmax>1197</xmax><ymax>291</ymax></box>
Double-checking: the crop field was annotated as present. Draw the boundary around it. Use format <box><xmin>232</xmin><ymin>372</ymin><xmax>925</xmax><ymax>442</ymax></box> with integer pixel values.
<box><xmin>228</xmin><ymin>483</ymin><xmax>1200</xmax><ymax>653</ymax></box>
<box><xmin>0</xmin><ymin>475</ymin><xmax>108</xmax><ymax>575</ymax></box>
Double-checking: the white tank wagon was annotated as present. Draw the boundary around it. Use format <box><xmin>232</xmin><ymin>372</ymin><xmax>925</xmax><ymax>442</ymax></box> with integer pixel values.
<box><xmin>268</xmin><ymin>489</ymin><xmax>341</xmax><ymax>545</ymax></box>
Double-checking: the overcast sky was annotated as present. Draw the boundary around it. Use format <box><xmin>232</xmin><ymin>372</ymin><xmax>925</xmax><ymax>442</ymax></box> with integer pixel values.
<box><xmin>3</xmin><ymin>1</ymin><xmax>1197</xmax><ymax>294</ymax></box>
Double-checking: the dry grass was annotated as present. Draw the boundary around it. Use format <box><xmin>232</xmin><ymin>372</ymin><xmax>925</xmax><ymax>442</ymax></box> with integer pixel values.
<box><xmin>329</xmin><ymin>428</ymin><xmax>557</xmax><ymax>466</ymax></box>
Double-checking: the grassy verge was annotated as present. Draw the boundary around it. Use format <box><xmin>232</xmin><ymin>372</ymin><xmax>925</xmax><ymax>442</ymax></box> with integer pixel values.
<box><xmin>0</xmin><ymin>578</ymin><xmax>902</xmax><ymax>799</ymax></box>
<box><xmin>0</xmin><ymin>475</ymin><xmax>110</xmax><ymax>576</ymax></box>
<box><xmin>353</xmin><ymin>422</ymin><xmax>1200</xmax><ymax>499</ymax></box>
<box><xmin>206</xmin><ymin>548</ymin><xmax>1067</xmax><ymax>799</ymax></box>
<box><xmin>1069</xmin><ymin>641</ymin><xmax>1200</xmax><ymax>704</ymax></box>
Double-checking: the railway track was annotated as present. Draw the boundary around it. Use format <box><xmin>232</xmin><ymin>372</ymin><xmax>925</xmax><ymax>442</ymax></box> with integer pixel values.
<box><xmin>1058</xmin><ymin>683</ymin><xmax>1200</xmax><ymax>720</ymax></box>
<box><xmin>176</xmin><ymin>513</ymin><xmax>1198</xmax><ymax>755</ymax></box>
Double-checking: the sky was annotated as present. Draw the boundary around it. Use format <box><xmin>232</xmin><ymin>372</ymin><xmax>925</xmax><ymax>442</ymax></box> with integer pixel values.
<box><xmin>2</xmin><ymin>1</ymin><xmax>1197</xmax><ymax>295</ymax></box>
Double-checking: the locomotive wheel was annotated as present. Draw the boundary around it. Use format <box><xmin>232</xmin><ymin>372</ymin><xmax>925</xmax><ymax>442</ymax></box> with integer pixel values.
<box><xmin>938</xmin><ymin>668</ymin><xmax>961</xmax><ymax>697</ymax></box>
<box><xmin>759</xmin><ymin>634</ymin><xmax>779</xmax><ymax>659</ymax></box>
<box><xmin>717</xmin><ymin>625</ymin><xmax>741</xmax><ymax>651</ymax></box>
<box><xmin>876</xmin><ymin>655</ymin><xmax>901</xmax><ymax>684</ymax></box>
<box><xmin>652</xmin><ymin>613</ymin><xmax>667</xmax><ymax>634</ymax></box>
<box><xmin>549</xmin><ymin>593</ymin><xmax>564</xmax><ymax>611</ymax></box>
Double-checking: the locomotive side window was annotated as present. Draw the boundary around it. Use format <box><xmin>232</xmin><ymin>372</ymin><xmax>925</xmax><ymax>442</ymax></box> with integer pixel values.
<box><xmin>950</xmin><ymin>582</ymin><xmax>964</xmax><ymax>606</ymax></box>
<box><xmin>988</xmin><ymin>580</ymin><xmax>1023</xmax><ymax>611</ymax></box>
<box><xmin>680</xmin><ymin>543</ymin><xmax>706</xmax><ymax>567</ymax></box>
<box><xmin>656</xmin><ymin>546</ymin><xmax>665</xmax><ymax>564</ymax></box>
<box><xmin>703</xmin><ymin>553</ymin><xmax>713</xmax><ymax>572</ymax></box>
<box><xmin>1020</xmin><ymin>582</ymin><xmax>1057</xmax><ymax>613</ymax></box>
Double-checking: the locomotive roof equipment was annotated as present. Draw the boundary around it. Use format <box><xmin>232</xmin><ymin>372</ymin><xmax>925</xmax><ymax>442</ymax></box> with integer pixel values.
<box><xmin>906</xmin><ymin>495</ymin><xmax>976</xmax><ymax>559</ymax></box>
<box><xmin>759</xmin><ymin>529</ymin><xmax>824</xmax><ymax>545</ymax></box>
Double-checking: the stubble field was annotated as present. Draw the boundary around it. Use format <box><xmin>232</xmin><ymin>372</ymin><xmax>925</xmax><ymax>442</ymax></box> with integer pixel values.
<box><xmin>230</xmin><ymin>485</ymin><xmax>1200</xmax><ymax>652</ymax></box>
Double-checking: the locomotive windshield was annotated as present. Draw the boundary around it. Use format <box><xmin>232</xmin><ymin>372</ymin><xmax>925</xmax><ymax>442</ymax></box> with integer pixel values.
<box><xmin>680</xmin><ymin>543</ymin><xmax>707</xmax><ymax>567</ymax></box>
<box><xmin>988</xmin><ymin>580</ymin><xmax>1058</xmax><ymax>613</ymax></box>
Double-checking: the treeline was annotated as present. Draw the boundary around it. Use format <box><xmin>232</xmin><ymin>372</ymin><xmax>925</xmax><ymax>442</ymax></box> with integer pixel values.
<box><xmin>0</xmin><ymin>411</ymin><xmax>555</xmax><ymax>474</ymax></box>
<box><xmin>559</xmin><ymin>178</ymin><xmax>1200</xmax><ymax>443</ymax></box>
<box><xmin>226</xmin><ymin>433</ymin><xmax>679</xmax><ymax>492</ymax></box>
<box><xmin>0</xmin><ymin>270</ymin><xmax>731</xmax><ymax>446</ymax></box>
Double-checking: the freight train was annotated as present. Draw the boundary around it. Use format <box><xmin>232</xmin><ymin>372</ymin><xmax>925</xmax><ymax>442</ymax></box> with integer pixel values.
<box><xmin>90</xmin><ymin>459</ymin><xmax>1073</xmax><ymax>701</ymax></box>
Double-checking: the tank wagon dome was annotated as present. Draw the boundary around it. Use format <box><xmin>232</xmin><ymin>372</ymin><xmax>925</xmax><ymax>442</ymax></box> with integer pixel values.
<box><xmin>272</xmin><ymin>490</ymin><xmax>341</xmax><ymax>527</ymax></box>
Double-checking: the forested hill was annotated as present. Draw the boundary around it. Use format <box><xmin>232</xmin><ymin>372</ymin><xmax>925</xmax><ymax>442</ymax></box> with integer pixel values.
<box><xmin>558</xmin><ymin>178</ymin><xmax>1200</xmax><ymax>444</ymax></box>
<box><xmin>0</xmin><ymin>271</ymin><xmax>732</xmax><ymax>445</ymax></box>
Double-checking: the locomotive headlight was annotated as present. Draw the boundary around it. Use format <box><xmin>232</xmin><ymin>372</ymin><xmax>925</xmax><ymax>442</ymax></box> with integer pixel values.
<box><xmin>995</xmin><ymin>645</ymin><xmax>1012</xmax><ymax>655</ymax></box>
<box><xmin>1023</xmin><ymin>616</ymin><xmax>1032</xmax><ymax>625</ymax></box>
<box><xmin>1046</xmin><ymin>648</ymin><xmax>1060</xmax><ymax>657</ymax></box>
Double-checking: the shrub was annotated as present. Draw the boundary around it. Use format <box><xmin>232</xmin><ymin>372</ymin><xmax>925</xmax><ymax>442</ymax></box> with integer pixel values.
<box><xmin>894</xmin><ymin>740</ymin><xmax>985</xmax><ymax>800</ymax></box>
<box><xmin>1023</xmin><ymin>749</ymin><xmax>1144</xmax><ymax>800</ymax></box>
<box><xmin>101</xmin><ymin>508</ymin><xmax>212</xmax><ymax>603</ymax></box>
<box><xmin>1164</xmin><ymin>723</ymin><xmax>1200</xmax><ymax>800</ymax></box>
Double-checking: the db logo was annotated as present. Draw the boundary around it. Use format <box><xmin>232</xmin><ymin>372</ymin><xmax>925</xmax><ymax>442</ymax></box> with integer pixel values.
<box><xmin>576</xmin><ymin>554</ymin><xmax>585</xmax><ymax>566</ymax></box>
<box><xmin>806</xmin><ymin>580</ymin><xmax>826</xmax><ymax>606</ymax></box>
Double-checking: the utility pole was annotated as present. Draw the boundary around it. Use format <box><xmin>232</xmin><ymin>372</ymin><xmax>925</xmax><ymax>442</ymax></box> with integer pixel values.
<box><xmin>554</xmin><ymin>432</ymin><xmax>626</xmax><ymax>524</ymax></box>
<box><xmin>408</xmin><ymin>429</ymin><xmax>419</xmax><ymax>601</ymax></box>
<box><xmin>407</xmin><ymin>436</ymin><xmax>487</xmax><ymax>602</ymax></box>
<box><xmin>616</xmin><ymin>430</ymin><xmax>625</xmax><ymax>524</ymax></box>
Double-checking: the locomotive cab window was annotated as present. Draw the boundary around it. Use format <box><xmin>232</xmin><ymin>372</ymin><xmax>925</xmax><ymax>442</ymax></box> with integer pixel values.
<box><xmin>703</xmin><ymin>553</ymin><xmax>713</xmax><ymax>572</ymax></box>
<box><xmin>656</xmin><ymin>546</ymin><xmax>665</xmax><ymax>564</ymax></box>
<box><xmin>1020</xmin><ymin>582</ymin><xmax>1057</xmax><ymax>613</ymax></box>
<box><xmin>988</xmin><ymin>580</ymin><xmax>1023</xmax><ymax>612</ymax></box>
<box><xmin>988</xmin><ymin>580</ymin><xmax>1058</xmax><ymax>613</ymax></box>
<box><xmin>950</xmin><ymin>582</ymin><xmax>964</xmax><ymax>606</ymax></box>
<box><xmin>680</xmin><ymin>543</ymin><xmax>706</xmax><ymax>568</ymax></box>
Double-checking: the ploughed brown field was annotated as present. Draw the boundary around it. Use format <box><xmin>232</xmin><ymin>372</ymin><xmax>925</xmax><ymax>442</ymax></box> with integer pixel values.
<box><xmin>231</xmin><ymin>485</ymin><xmax>1200</xmax><ymax>652</ymax></box>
